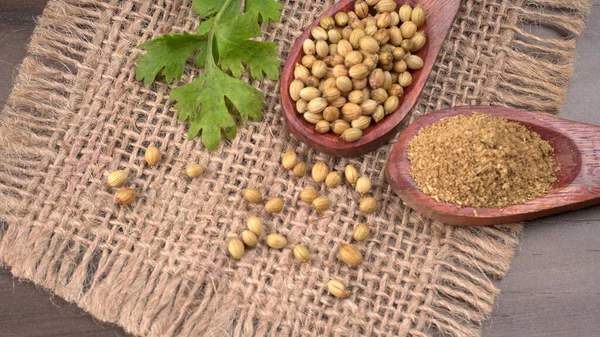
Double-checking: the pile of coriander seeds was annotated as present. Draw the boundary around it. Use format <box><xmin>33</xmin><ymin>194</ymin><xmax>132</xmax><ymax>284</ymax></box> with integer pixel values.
<box><xmin>289</xmin><ymin>0</ymin><xmax>427</xmax><ymax>142</ymax></box>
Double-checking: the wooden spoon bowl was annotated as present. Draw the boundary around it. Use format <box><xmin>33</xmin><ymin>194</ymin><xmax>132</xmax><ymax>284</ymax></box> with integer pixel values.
<box><xmin>280</xmin><ymin>0</ymin><xmax>461</xmax><ymax>157</ymax></box>
<box><xmin>385</xmin><ymin>105</ymin><xmax>600</xmax><ymax>226</ymax></box>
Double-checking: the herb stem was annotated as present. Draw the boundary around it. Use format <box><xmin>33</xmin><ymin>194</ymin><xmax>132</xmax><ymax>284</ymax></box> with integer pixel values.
<box><xmin>206</xmin><ymin>0</ymin><xmax>235</xmax><ymax>69</ymax></box>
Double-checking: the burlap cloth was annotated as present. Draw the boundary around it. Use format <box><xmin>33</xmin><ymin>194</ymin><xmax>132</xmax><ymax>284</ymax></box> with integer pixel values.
<box><xmin>0</xmin><ymin>0</ymin><xmax>590</xmax><ymax>336</ymax></box>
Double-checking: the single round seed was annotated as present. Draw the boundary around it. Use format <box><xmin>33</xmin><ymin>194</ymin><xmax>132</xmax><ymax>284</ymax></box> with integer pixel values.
<box><xmin>296</xmin><ymin>99</ymin><xmax>308</xmax><ymax>114</ymax></box>
<box><xmin>405</xmin><ymin>55</ymin><xmax>424</xmax><ymax>70</ymax></box>
<box><xmin>115</xmin><ymin>188</ymin><xmax>136</xmax><ymax>206</ymax></box>
<box><xmin>316</xmin><ymin>40</ymin><xmax>329</xmax><ymax>58</ymax></box>
<box><xmin>360</xmin><ymin>99</ymin><xmax>378</xmax><ymax>115</ymax></box>
<box><xmin>107</xmin><ymin>170</ymin><xmax>128</xmax><ymax>188</ymax></box>
<box><xmin>320</xmin><ymin>15</ymin><xmax>335</xmax><ymax>30</ymax></box>
<box><xmin>303</xmin><ymin>39</ymin><xmax>315</xmax><ymax>55</ymax></box>
<box><xmin>399</xmin><ymin>4</ymin><xmax>413</xmax><ymax>23</ymax></box>
<box><xmin>289</xmin><ymin>79</ymin><xmax>305</xmax><ymax>101</ymax></box>
<box><xmin>293</xmin><ymin>161</ymin><xmax>307</xmax><ymax>177</ymax></box>
<box><xmin>345</xmin><ymin>164</ymin><xmax>359</xmax><ymax>184</ymax></box>
<box><xmin>145</xmin><ymin>146</ymin><xmax>160</xmax><ymax>166</ymax></box>
<box><xmin>247</xmin><ymin>216</ymin><xmax>263</xmax><ymax>236</ymax></box>
<box><xmin>353</xmin><ymin>224</ymin><xmax>370</xmax><ymax>241</ymax></box>
<box><xmin>341</xmin><ymin>127</ymin><xmax>363</xmax><ymax>142</ymax></box>
<box><xmin>384</xmin><ymin>95</ymin><xmax>400</xmax><ymax>114</ymax></box>
<box><xmin>244</xmin><ymin>188</ymin><xmax>263</xmax><ymax>203</ymax></box>
<box><xmin>356</xmin><ymin>176</ymin><xmax>372</xmax><ymax>195</ymax></box>
<box><xmin>186</xmin><ymin>164</ymin><xmax>205</xmax><ymax>178</ymax></box>
<box><xmin>335</xmin><ymin>12</ymin><xmax>349</xmax><ymax>26</ymax></box>
<box><xmin>400</xmin><ymin>21</ymin><xmax>417</xmax><ymax>39</ymax></box>
<box><xmin>341</xmin><ymin>103</ymin><xmax>363</xmax><ymax>120</ymax></box>
<box><xmin>411</xmin><ymin>4</ymin><xmax>426</xmax><ymax>28</ymax></box>
<box><xmin>241</xmin><ymin>230</ymin><xmax>258</xmax><ymax>247</ymax></box>
<box><xmin>351</xmin><ymin>115</ymin><xmax>371</xmax><ymax>130</ymax></box>
<box><xmin>388</xmin><ymin>83</ymin><xmax>404</xmax><ymax>97</ymax></box>
<box><xmin>315</xmin><ymin>120</ymin><xmax>331</xmax><ymax>133</ymax></box>
<box><xmin>399</xmin><ymin>71</ymin><xmax>412</xmax><ymax>87</ymax></box>
<box><xmin>312</xmin><ymin>196</ymin><xmax>331</xmax><ymax>212</ymax></box>
<box><xmin>331</xmin><ymin>120</ymin><xmax>351</xmax><ymax>134</ymax></box>
<box><xmin>228</xmin><ymin>238</ymin><xmax>244</xmax><ymax>259</ymax></box>
<box><xmin>304</xmin><ymin>111</ymin><xmax>323</xmax><ymax>124</ymax></box>
<box><xmin>328</xmin><ymin>280</ymin><xmax>348</xmax><ymax>298</ymax></box>
<box><xmin>293</xmin><ymin>244</ymin><xmax>310</xmax><ymax>262</ymax></box>
<box><xmin>302</xmin><ymin>54</ymin><xmax>317</xmax><ymax>68</ymax></box>
<box><xmin>323</xmin><ymin>106</ymin><xmax>340</xmax><ymax>122</ymax></box>
<box><xmin>265</xmin><ymin>198</ymin><xmax>284</xmax><ymax>213</ymax></box>
<box><xmin>266</xmin><ymin>233</ymin><xmax>287</xmax><ymax>249</ymax></box>
<box><xmin>312</xmin><ymin>161</ymin><xmax>329</xmax><ymax>182</ymax></box>
<box><xmin>360</xmin><ymin>197</ymin><xmax>378</xmax><ymax>214</ymax></box>
<box><xmin>282</xmin><ymin>150</ymin><xmax>298</xmax><ymax>169</ymax></box>
<box><xmin>339</xmin><ymin>244</ymin><xmax>363</xmax><ymax>266</ymax></box>
<box><xmin>300</xmin><ymin>188</ymin><xmax>318</xmax><ymax>203</ymax></box>
<box><xmin>307</xmin><ymin>97</ymin><xmax>328</xmax><ymax>114</ymax></box>
<box><xmin>294</xmin><ymin>64</ymin><xmax>310</xmax><ymax>83</ymax></box>
<box><xmin>311</xmin><ymin>26</ymin><xmax>328</xmax><ymax>41</ymax></box>
<box><xmin>325</xmin><ymin>172</ymin><xmax>342</xmax><ymax>188</ymax></box>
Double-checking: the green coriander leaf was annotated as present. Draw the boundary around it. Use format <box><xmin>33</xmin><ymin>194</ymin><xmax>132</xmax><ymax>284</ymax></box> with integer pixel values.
<box><xmin>215</xmin><ymin>14</ymin><xmax>280</xmax><ymax>80</ymax></box>
<box><xmin>136</xmin><ymin>32</ymin><xmax>206</xmax><ymax>84</ymax></box>
<box><xmin>171</xmin><ymin>64</ymin><xmax>264</xmax><ymax>149</ymax></box>
<box><xmin>192</xmin><ymin>0</ymin><xmax>242</xmax><ymax>19</ymax></box>
<box><xmin>246</xmin><ymin>0</ymin><xmax>283</xmax><ymax>23</ymax></box>
<box><xmin>196</xmin><ymin>17</ymin><xmax>214</xmax><ymax>36</ymax></box>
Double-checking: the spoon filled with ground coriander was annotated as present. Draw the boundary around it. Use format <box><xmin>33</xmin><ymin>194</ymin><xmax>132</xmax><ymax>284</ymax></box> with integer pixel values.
<box><xmin>385</xmin><ymin>105</ymin><xmax>600</xmax><ymax>226</ymax></box>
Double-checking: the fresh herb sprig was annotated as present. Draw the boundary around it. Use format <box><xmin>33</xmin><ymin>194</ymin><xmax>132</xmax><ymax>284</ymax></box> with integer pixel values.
<box><xmin>136</xmin><ymin>0</ymin><xmax>283</xmax><ymax>150</ymax></box>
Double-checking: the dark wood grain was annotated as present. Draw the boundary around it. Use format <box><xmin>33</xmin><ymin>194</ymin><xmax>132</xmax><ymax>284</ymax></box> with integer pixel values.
<box><xmin>280</xmin><ymin>0</ymin><xmax>461</xmax><ymax>157</ymax></box>
<box><xmin>385</xmin><ymin>105</ymin><xmax>600</xmax><ymax>226</ymax></box>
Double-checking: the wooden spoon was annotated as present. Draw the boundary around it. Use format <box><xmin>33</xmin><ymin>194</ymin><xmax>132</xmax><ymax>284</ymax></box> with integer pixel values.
<box><xmin>280</xmin><ymin>0</ymin><xmax>461</xmax><ymax>157</ymax></box>
<box><xmin>385</xmin><ymin>105</ymin><xmax>600</xmax><ymax>226</ymax></box>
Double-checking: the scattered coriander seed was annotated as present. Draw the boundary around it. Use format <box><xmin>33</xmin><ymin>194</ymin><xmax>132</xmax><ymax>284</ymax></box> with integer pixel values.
<box><xmin>185</xmin><ymin>164</ymin><xmax>204</xmax><ymax>178</ymax></box>
<box><xmin>328</xmin><ymin>280</ymin><xmax>348</xmax><ymax>298</ymax></box>
<box><xmin>339</xmin><ymin>244</ymin><xmax>363</xmax><ymax>266</ymax></box>
<box><xmin>265</xmin><ymin>198</ymin><xmax>284</xmax><ymax>213</ymax></box>
<box><xmin>360</xmin><ymin>197</ymin><xmax>378</xmax><ymax>214</ymax></box>
<box><xmin>244</xmin><ymin>188</ymin><xmax>263</xmax><ymax>204</ymax></box>
<box><xmin>145</xmin><ymin>146</ymin><xmax>160</xmax><ymax>166</ymax></box>
<box><xmin>293</xmin><ymin>161</ymin><xmax>307</xmax><ymax>177</ymax></box>
<box><xmin>293</xmin><ymin>244</ymin><xmax>310</xmax><ymax>262</ymax></box>
<box><xmin>356</xmin><ymin>176</ymin><xmax>372</xmax><ymax>195</ymax></box>
<box><xmin>312</xmin><ymin>196</ymin><xmax>331</xmax><ymax>212</ymax></box>
<box><xmin>325</xmin><ymin>171</ymin><xmax>342</xmax><ymax>188</ymax></box>
<box><xmin>282</xmin><ymin>150</ymin><xmax>298</xmax><ymax>170</ymax></box>
<box><xmin>228</xmin><ymin>238</ymin><xmax>245</xmax><ymax>259</ymax></box>
<box><xmin>300</xmin><ymin>188</ymin><xmax>318</xmax><ymax>203</ymax></box>
<box><xmin>241</xmin><ymin>230</ymin><xmax>258</xmax><ymax>247</ymax></box>
<box><xmin>312</xmin><ymin>161</ymin><xmax>329</xmax><ymax>182</ymax></box>
<box><xmin>266</xmin><ymin>233</ymin><xmax>287</xmax><ymax>249</ymax></box>
<box><xmin>107</xmin><ymin>170</ymin><xmax>128</xmax><ymax>188</ymax></box>
<box><xmin>247</xmin><ymin>216</ymin><xmax>263</xmax><ymax>236</ymax></box>
<box><xmin>345</xmin><ymin>164</ymin><xmax>359</xmax><ymax>184</ymax></box>
<box><xmin>115</xmin><ymin>188</ymin><xmax>136</xmax><ymax>206</ymax></box>
<box><xmin>353</xmin><ymin>223</ymin><xmax>370</xmax><ymax>241</ymax></box>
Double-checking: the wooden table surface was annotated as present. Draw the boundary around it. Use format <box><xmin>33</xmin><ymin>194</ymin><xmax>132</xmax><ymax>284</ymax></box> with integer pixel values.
<box><xmin>1</xmin><ymin>1</ymin><xmax>599</xmax><ymax>336</ymax></box>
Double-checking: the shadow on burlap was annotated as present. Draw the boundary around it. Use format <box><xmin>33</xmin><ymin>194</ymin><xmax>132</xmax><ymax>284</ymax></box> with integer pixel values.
<box><xmin>0</xmin><ymin>0</ymin><xmax>590</xmax><ymax>336</ymax></box>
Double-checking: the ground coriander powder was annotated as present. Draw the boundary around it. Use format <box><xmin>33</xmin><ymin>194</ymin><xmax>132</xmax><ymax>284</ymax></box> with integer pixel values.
<box><xmin>408</xmin><ymin>112</ymin><xmax>560</xmax><ymax>208</ymax></box>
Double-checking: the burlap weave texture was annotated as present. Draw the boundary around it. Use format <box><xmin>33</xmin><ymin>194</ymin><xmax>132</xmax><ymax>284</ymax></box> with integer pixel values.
<box><xmin>0</xmin><ymin>0</ymin><xmax>590</xmax><ymax>336</ymax></box>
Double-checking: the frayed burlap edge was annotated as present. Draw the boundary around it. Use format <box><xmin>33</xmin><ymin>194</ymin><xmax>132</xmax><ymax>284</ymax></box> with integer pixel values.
<box><xmin>0</xmin><ymin>0</ymin><xmax>591</xmax><ymax>336</ymax></box>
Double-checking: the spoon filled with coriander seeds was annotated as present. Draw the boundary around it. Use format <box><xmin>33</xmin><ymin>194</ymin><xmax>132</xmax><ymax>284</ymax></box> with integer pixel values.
<box><xmin>281</xmin><ymin>0</ymin><xmax>461</xmax><ymax>157</ymax></box>
<box><xmin>385</xmin><ymin>105</ymin><xmax>600</xmax><ymax>226</ymax></box>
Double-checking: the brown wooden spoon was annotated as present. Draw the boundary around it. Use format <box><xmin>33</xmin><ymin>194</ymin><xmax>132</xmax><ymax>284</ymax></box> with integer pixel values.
<box><xmin>280</xmin><ymin>0</ymin><xmax>461</xmax><ymax>157</ymax></box>
<box><xmin>385</xmin><ymin>105</ymin><xmax>600</xmax><ymax>226</ymax></box>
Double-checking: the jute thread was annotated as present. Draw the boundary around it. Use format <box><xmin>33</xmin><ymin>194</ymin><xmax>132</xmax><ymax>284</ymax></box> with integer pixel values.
<box><xmin>0</xmin><ymin>0</ymin><xmax>590</xmax><ymax>336</ymax></box>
